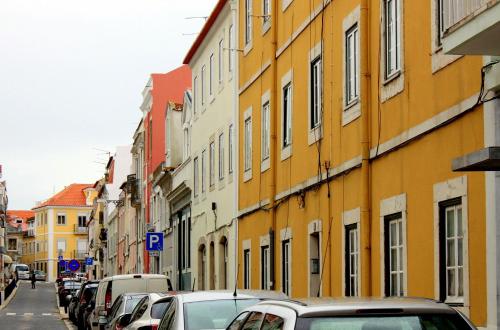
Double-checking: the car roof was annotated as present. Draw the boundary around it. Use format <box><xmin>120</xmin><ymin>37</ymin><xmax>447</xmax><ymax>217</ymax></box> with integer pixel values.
<box><xmin>176</xmin><ymin>290</ymin><xmax>287</xmax><ymax>304</ymax></box>
<box><xmin>255</xmin><ymin>297</ymin><xmax>459</xmax><ymax>317</ymax></box>
<box><xmin>101</xmin><ymin>274</ymin><xmax>168</xmax><ymax>282</ymax></box>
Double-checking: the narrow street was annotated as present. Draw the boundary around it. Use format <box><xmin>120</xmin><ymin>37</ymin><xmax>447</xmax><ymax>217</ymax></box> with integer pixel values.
<box><xmin>0</xmin><ymin>281</ymin><xmax>66</xmax><ymax>330</ymax></box>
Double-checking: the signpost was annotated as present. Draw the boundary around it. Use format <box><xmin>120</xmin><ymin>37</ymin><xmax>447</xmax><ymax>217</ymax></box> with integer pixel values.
<box><xmin>146</xmin><ymin>232</ymin><xmax>163</xmax><ymax>252</ymax></box>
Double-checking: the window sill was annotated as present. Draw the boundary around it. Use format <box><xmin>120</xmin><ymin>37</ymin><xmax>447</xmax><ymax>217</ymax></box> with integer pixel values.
<box><xmin>243</xmin><ymin>42</ymin><xmax>253</xmax><ymax>57</ymax></box>
<box><xmin>381</xmin><ymin>71</ymin><xmax>404</xmax><ymax>103</ymax></box>
<box><xmin>209</xmin><ymin>96</ymin><xmax>215</xmax><ymax>104</ymax></box>
<box><xmin>342</xmin><ymin>100</ymin><xmax>361</xmax><ymax>126</ymax></box>
<box><xmin>308</xmin><ymin>125</ymin><xmax>323</xmax><ymax>145</ymax></box>
<box><xmin>243</xmin><ymin>169</ymin><xmax>252</xmax><ymax>182</ymax></box>
<box><xmin>282</xmin><ymin>0</ymin><xmax>293</xmax><ymax>12</ymax></box>
<box><xmin>209</xmin><ymin>184</ymin><xmax>215</xmax><ymax>192</ymax></box>
<box><xmin>218</xmin><ymin>179</ymin><xmax>225</xmax><ymax>190</ymax></box>
<box><xmin>262</xmin><ymin>22</ymin><xmax>271</xmax><ymax>36</ymax></box>
<box><xmin>431</xmin><ymin>50</ymin><xmax>462</xmax><ymax>74</ymax></box>
<box><xmin>261</xmin><ymin>157</ymin><xmax>270</xmax><ymax>173</ymax></box>
<box><xmin>382</xmin><ymin>70</ymin><xmax>401</xmax><ymax>86</ymax></box>
<box><xmin>281</xmin><ymin>144</ymin><xmax>292</xmax><ymax>161</ymax></box>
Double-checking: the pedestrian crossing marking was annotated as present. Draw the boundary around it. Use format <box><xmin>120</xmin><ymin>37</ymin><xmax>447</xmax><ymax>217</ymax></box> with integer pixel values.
<box><xmin>42</xmin><ymin>313</ymin><xmax>51</xmax><ymax>316</ymax></box>
<box><xmin>24</xmin><ymin>313</ymin><xmax>34</xmax><ymax>316</ymax></box>
<box><xmin>6</xmin><ymin>313</ymin><xmax>16</xmax><ymax>316</ymax></box>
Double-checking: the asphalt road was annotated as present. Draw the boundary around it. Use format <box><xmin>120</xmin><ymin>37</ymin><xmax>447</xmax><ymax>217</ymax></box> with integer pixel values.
<box><xmin>0</xmin><ymin>281</ymin><xmax>67</xmax><ymax>330</ymax></box>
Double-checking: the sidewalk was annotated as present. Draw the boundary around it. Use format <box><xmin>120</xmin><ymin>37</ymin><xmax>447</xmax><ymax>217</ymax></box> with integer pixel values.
<box><xmin>0</xmin><ymin>281</ymin><xmax>19</xmax><ymax>311</ymax></box>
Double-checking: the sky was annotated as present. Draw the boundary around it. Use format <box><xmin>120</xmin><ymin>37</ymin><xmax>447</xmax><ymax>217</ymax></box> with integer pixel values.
<box><xmin>0</xmin><ymin>0</ymin><xmax>217</xmax><ymax>210</ymax></box>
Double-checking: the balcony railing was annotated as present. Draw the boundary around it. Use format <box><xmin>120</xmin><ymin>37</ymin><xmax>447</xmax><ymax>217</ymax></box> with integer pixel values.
<box><xmin>74</xmin><ymin>224</ymin><xmax>88</xmax><ymax>234</ymax></box>
<box><xmin>23</xmin><ymin>229</ymin><xmax>35</xmax><ymax>237</ymax></box>
<box><xmin>73</xmin><ymin>250</ymin><xmax>86</xmax><ymax>259</ymax></box>
<box><xmin>442</xmin><ymin>0</ymin><xmax>489</xmax><ymax>32</ymax></box>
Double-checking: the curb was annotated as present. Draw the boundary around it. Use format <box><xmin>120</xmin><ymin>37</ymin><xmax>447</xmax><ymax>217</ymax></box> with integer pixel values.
<box><xmin>0</xmin><ymin>282</ymin><xmax>18</xmax><ymax>311</ymax></box>
<box><xmin>55</xmin><ymin>283</ymin><xmax>69</xmax><ymax>320</ymax></box>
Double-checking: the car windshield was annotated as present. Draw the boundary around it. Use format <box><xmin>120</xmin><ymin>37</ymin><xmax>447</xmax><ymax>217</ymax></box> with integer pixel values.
<box><xmin>16</xmin><ymin>265</ymin><xmax>29</xmax><ymax>271</ymax></box>
<box><xmin>64</xmin><ymin>282</ymin><xmax>82</xmax><ymax>289</ymax></box>
<box><xmin>125</xmin><ymin>296</ymin><xmax>147</xmax><ymax>314</ymax></box>
<box><xmin>151</xmin><ymin>300</ymin><xmax>171</xmax><ymax>319</ymax></box>
<box><xmin>184</xmin><ymin>299</ymin><xmax>260</xmax><ymax>330</ymax></box>
<box><xmin>295</xmin><ymin>315</ymin><xmax>474</xmax><ymax>330</ymax></box>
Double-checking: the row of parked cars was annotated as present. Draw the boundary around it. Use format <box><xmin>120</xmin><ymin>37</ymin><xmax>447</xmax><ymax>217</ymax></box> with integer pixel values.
<box><xmin>60</xmin><ymin>273</ymin><xmax>478</xmax><ymax>330</ymax></box>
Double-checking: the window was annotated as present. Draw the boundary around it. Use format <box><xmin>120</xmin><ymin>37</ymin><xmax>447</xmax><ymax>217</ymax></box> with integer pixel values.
<box><xmin>283</xmin><ymin>83</ymin><xmax>292</xmax><ymax>148</ymax></box>
<box><xmin>262</xmin><ymin>102</ymin><xmax>270</xmax><ymax>160</ymax></box>
<box><xmin>57</xmin><ymin>239</ymin><xmax>66</xmax><ymax>253</ymax></box>
<box><xmin>193</xmin><ymin>76</ymin><xmax>198</xmax><ymax>114</ymax></box>
<box><xmin>7</xmin><ymin>238</ymin><xmax>17</xmax><ymax>251</ymax></box>
<box><xmin>57</xmin><ymin>214</ymin><xmax>66</xmax><ymax>225</ymax></box>
<box><xmin>201</xmin><ymin>65</ymin><xmax>206</xmax><ymax>105</ymax></box>
<box><xmin>262</xmin><ymin>314</ymin><xmax>284</xmax><ymax>329</ymax></box>
<box><xmin>245</xmin><ymin>0</ymin><xmax>252</xmax><ymax>46</ymax></box>
<box><xmin>202</xmin><ymin>150</ymin><xmax>206</xmax><ymax>193</ymax></box>
<box><xmin>384</xmin><ymin>213</ymin><xmax>404</xmax><ymax>297</ymax></box>
<box><xmin>244</xmin><ymin>249</ymin><xmax>251</xmax><ymax>289</ymax></box>
<box><xmin>209</xmin><ymin>142</ymin><xmax>215</xmax><ymax>187</ymax></box>
<box><xmin>244</xmin><ymin>117</ymin><xmax>252</xmax><ymax>171</ymax></box>
<box><xmin>78</xmin><ymin>215</ymin><xmax>86</xmax><ymax>228</ymax></box>
<box><xmin>437</xmin><ymin>0</ymin><xmax>445</xmax><ymax>47</ymax></box>
<box><xmin>242</xmin><ymin>312</ymin><xmax>263</xmax><ymax>330</ymax></box>
<box><xmin>384</xmin><ymin>0</ymin><xmax>401</xmax><ymax>78</ymax></box>
<box><xmin>209</xmin><ymin>54</ymin><xmax>214</xmax><ymax>96</ymax></box>
<box><xmin>440</xmin><ymin>199</ymin><xmax>464</xmax><ymax>304</ymax></box>
<box><xmin>345</xmin><ymin>24</ymin><xmax>359</xmax><ymax>106</ymax></box>
<box><xmin>282</xmin><ymin>240</ymin><xmax>291</xmax><ymax>296</ymax></box>
<box><xmin>228</xmin><ymin>25</ymin><xmax>234</xmax><ymax>73</ymax></box>
<box><xmin>261</xmin><ymin>246</ymin><xmax>270</xmax><ymax>290</ymax></box>
<box><xmin>193</xmin><ymin>157</ymin><xmax>199</xmax><ymax>197</ymax></box>
<box><xmin>181</xmin><ymin>213</ymin><xmax>191</xmax><ymax>270</ymax></box>
<box><xmin>149</xmin><ymin>119</ymin><xmax>153</xmax><ymax>158</ymax></box>
<box><xmin>183</xmin><ymin>128</ymin><xmax>190</xmax><ymax>160</ymax></box>
<box><xmin>310</xmin><ymin>56</ymin><xmax>322</xmax><ymax>129</ymax></box>
<box><xmin>218</xmin><ymin>39</ymin><xmax>224</xmax><ymax>84</ymax></box>
<box><xmin>263</xmin><ymin>0</ymin><xmax>271</xmax><ymax>25</ymax></box>
<box><xmin>345</xmin><ymin>224</ymin><xmax>359</xmax><ymax>296</ymax></box>
<box><xmin>228</xmin><ymin>124</ymin><xmax>234</xmax><ymax>174</ymax></box>
<box><xmin>218</xmin><ymin>133</ymin><xmax>224</xmax><ymax>180</ymax></box>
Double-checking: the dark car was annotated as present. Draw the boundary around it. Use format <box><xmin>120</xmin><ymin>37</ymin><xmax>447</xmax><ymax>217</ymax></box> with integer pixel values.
<box><xmin>68</xmin><ymin>289</ymin><xmax>81</xmax><ymax>322</ymax></box>
<box><xmin>104</xmin><ymin>293</ymin><xmax>148</xmax><ymax>330</ymax></box>
<box><xmin>59</xmin><ymin>280</ymin><xmax>82</xmax><ymax>307</ymax></box>
<box><xmin>83</xmin><ymin>290</ymin><xmax>98</xmax><ymax>330</ymax></box>
<box><xmin>74</xmin><ymin>282</ymin><xmax>99</xmax><ymax>330</ymax></box>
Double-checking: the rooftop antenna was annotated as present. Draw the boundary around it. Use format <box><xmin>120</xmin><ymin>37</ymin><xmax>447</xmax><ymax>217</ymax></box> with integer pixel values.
<box><xmin>233</xmin><ymin>262</ymin><xmax>239</xmax><ymax>297</ymax></box>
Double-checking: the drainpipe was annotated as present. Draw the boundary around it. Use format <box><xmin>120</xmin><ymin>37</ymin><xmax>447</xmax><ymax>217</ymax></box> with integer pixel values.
<box><xmin>360</xmin><ymin>0</ymin><xmax>372</xmax><ymax>297</ymax></box>
<box><xmin>269</xmin><ymin>0</ymin><xmax>278</xmax><ymax>292</ymax></box>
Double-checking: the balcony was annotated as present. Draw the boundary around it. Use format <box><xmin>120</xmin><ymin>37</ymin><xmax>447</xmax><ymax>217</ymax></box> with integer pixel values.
<box><xmin>442</xmin><ymin>0</ymin><xmax>500</xmax><ymax>55</ymax></box>
<box><xmin>23</xmin><ymin>229</ymin><xmax>35</xmax><ymax>237</ymax></box>
<box><xmin>73</xmin><ymin>250</ymin><xmax>86</xmax><ymax>259</ymax></box>
<box><xmin>74</xmin><ymin>224</ymin><xmax>88</xmax><ymax>235</ymax></box>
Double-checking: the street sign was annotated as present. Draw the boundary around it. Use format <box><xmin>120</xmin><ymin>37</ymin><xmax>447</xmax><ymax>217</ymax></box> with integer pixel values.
<box><xmin>68</xmin><ymin>259</ymin><xmax>80</xmax><ymax>272</ymax></box>
<box><xmin>146</xmin><ymin>232</ymin><xmax>163</xmax><ymax>251</ymax></box>
<box><xmin>58</xmin><ymin>255</ymin><xmax>63</xmax><ymax>261</ymax></box>
<box><xmin>59</xmin><ymin>260</ymin><xmax>66</xmax><ymax>268</ymax></box>
<box><xmin>85</xmin><ymin>257</ymin><xmax>93</xmax><ymax>266</ymax></box>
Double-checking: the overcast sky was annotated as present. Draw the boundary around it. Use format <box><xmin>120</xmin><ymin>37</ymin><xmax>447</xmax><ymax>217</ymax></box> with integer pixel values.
<box><xmin>0</xmin><ymin>0</ymin><xmax>217</xmax><ymax>210</ymax></box>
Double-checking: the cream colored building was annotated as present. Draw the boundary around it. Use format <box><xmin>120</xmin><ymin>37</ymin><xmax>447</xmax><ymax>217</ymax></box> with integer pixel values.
<box><xmin>183</xmin><ymin>0</ymin><xmax>238</xmax><ymax>290</ymax></box>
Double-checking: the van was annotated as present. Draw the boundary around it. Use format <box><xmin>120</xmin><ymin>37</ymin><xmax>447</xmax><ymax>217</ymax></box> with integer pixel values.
<box><xmin>11</xmin><ymin>263</ymin><xmax>30</xmax><ymax>280</ymax></box>
<box><xmin>91</xmin><ymin>274</ymin><xmax>172</xmax><ymax>329</ymax></box>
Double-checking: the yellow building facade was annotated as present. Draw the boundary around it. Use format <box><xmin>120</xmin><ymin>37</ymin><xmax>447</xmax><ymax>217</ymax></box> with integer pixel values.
<box><xmin>32</xmin><ymin>184</ymin><xmax>95</xmax><ymax>282</ymax></box>
<box><xmin>237</xmin><ymin>0</ymin><xmax>487</xmax><ymax>326</ymax></box>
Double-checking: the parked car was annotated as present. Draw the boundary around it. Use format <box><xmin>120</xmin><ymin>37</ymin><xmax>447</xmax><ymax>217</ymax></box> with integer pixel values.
<box><xmin>227</xmin><ymin>297</ymin><xmax>478</xmax><ymax>330</ymax></box>
<box><xmin>157</xmin><ymin>290</ymin><xmax>287</xmax><ymax>330</ymax></box>
<box><xmin>91</xmin><ymin>274</ymin><xmax>172</xmax><ymax>330</ymax></box>
<box><xmin>121</xmin><ymin>293</ymin><xmax>174</xmax><ymax>330</ymax></box>
<box><xmin>75</xmin><ymin>282</ymin><xmax>100</xmax><ymax>330</ymax></box>
<box><xmin>11</xmin><ymin>263</ymin><xmax>30</xmax><ymax>280</ymax></box>
<box><xmin>34</xmin><ymin>270</ymin><xmax>46</xmax><ymax>281</ymax></box>
<box><xmin>104</xmin><ymin>293</ymin><xmax>148</xmax><ymax>330</ymax></box>
<box><xmin>69</xmin><ymin>290</ymin><xmax>81</xmax><ymax>322</ymax></box>
<box><xmin>59</xmin><ymin>280</ymin><xmax>82</xmax><ymax>307</ymax></box>
<box><xmin>84</xmin><ymin>290</ymin><xmax>98</xmax><ymax>330</ymax></box>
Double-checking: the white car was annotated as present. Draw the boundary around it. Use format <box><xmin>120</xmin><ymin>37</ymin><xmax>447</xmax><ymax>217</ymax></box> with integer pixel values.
<box><xmin>120</xmin><ymin>293</ymin><xmax>174</xmax><ymax>330</ymax></box>
<box><xmin>157</xmin><ymin>290</ymin><xmax>286</xmax><ymax>330</ymax></box>
<box><xmin>227</xmin><ymin>297</ymin><xmax>478</xmax><ymax>330</ymax></box>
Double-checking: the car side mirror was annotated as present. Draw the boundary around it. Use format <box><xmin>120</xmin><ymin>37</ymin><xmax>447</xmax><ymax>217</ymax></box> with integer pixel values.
<box><xmin>118</xmin><ymin>313</ymin><xmax>132</xmax><ymax>327</ymax></box>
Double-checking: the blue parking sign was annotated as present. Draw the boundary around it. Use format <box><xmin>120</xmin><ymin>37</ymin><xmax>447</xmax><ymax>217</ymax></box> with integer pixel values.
<box><xmin>146</xmin><ymin>232</ymin><xmax>163</xmax><ymax>251</ymax></box>
<box><xmin>85</xmin><ymin>257</ymin><xmax>93</xmax><ymax>266</ymax></box>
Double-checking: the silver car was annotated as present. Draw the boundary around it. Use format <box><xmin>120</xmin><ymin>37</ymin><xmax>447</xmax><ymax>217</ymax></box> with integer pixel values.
<box><xmin>227</xmin><ymin>297</ymin><xmax>477</xmax><ymax>330</ymax></box>
<box><xmin>122</xmin><ymin>293</ymin><xmax>174</xmax><ymax>330</ymax></box>
<box><xmin>158</xmin><ymin>290</ymin><xmax>287</xmax><ymax>330</ymax></box>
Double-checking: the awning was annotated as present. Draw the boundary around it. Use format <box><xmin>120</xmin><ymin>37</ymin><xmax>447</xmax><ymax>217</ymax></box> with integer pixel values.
<box><xmin>2</xmin><ymin>254</ymin><xmax>13</xmax><ymax>264</ymax></box>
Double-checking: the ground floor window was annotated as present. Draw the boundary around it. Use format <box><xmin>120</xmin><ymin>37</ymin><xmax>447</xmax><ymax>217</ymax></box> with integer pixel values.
<box><xmin>384</xmin><ymin>213</ymin><xmax>404</xmax><ymax>297</ymax></box>
<box><xmin>282</xmin><ymin>240</ymin><xmax>291</xmax><ymax>296</ymax></box>
<box><xmin>244</xmin><ymin>249</ymin><xmax>251</xmax><ymax>289</ymax></box>
<box><xmin>261</xmin><ymin>245</ymin><xmax>270</xmax><ymax>290</ymax></box>
<box><xmin>345</xmin><ymin>224</ymin><xmax>359</xmax><ymax>296</ymax></box>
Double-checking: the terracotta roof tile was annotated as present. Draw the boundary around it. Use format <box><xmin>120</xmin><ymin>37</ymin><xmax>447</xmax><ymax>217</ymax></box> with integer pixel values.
<box><xmin>32</xmin><ymin>183</ymin><xmax>93</xmax><ymax>210</ymax></box>
<box><xmin>7</xmin><ymin>210</ymin><xmax>34</xmax><ymax>220</ymax></box>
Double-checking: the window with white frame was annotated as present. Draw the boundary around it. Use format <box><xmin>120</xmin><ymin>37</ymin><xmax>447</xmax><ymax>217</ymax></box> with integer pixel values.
<box><xmin>228</xmin><ymin>124</ymin><xmax>234</xmax><ymax>174</ymax></box>
<box><xmin>283</xmin><ymin>83</ymin><xmax>292</xmax><ymax>148</ymax></box>
<box><xmin>345</xmin><ymin>224</ymin><xmax>359</xmax><ymax>296</ymax></box>
<box><xmin>384</xmin><ymin>0</ymin><xmax>401</xmax><ymax>79</ymax></box>
<box><xmin>437</xmin><ymin>0</ymin><xmax>445</xmax><ymax>47</ymax></box>
<box><xmin>262</xmin><ymin>102</ymin><xmax>270</xmax><ymax>160</ymax></box>
<box><xmin>218</xmin><ymin>39</ymin><xmax>224</xmax><ymax>84</ymax></box>
<box><xmin>261</xmin><ymin>245</ymin><xmax>270</xmax><ymax>290</ymax></box>
<box><xmin>193</xmin><ymin>76</ymin><xmax>198</xmax><ymax>114</ymax></box>
<box><xmin>209</xmin><ymin>54</ymin><xmax>214</xmax><ymax>96</ymax></box>
<box><xmin>209</xmin><ymin>141</ymin><xmax>215</xmax><ymax>187</ymax></box>
<box><xmin>218</xmin><ymin>133</ymin><xmax>224</xmax><ymax>180</ymax></box>
<box><xmin>440</xmin><ymin>199</ymin><xmax>464</xmax><ymax>304</ymax></box>
<box><xmin>193</xmin><ymin>157</ymin><xmax>199</xmax><ymax>197</ymax></box>
<box><xmin>345</xmin><ymin>24</ymin><xmax>359</xmax><ymax>106</ymax></box>
<box><xmin>57</xmin><ymin>214</ymin><xmax>66</xmax><ymax>225</ymax></box>
<box><xmin>310</xmin><ymin>56</ymin><xmax>322</xmax><ymax>129</ymax></box>
<box><xmin>244</xmin><ymin>117</ymin><xmax>252</xmax><ymax>171</ymax></box>
<box><xmin>57</xmin><ymin>239</ymin><xmax>66</xmax><ymax>253</ymax></box>
<box><xmin>244</xmin><ymin>249</ymin><xmax>251</xmax><ymax>289</ymax></box>
<box><xmin>183</xmin><ymin>128</ymin><xmax>190</xmax><ymax>160</ymax></box>
<box><xmin>282</xmin><ymin>239</ymin><xmax>291</xmax><ymax>296</ymax></box>
<box><xmin>77</xmin><ymin>215</ymin><xmax>87</xmax><ymax>228</ymax></box>
<box><xmin>384</xmin><ymin>213</ymin><xmax>404</xmax><ymax>297</ymax></box>
<box><xmin>201</xmin><ymin>65</ymin><xmax>206</xmax><ymax>105</ymax></box>
<box><xmin>245</xmin><ymin>0</ymin><xmax>252</xmax><ymax>46</ymax></box>
<box><xmin>202</xmin><ymin>149</ymin><xmax>206</xmax><ymax>193</ymax></box>
<box><xmin>228</xmin><ymin>25</ymin><xmax>234</xmax><ymax>72</ymax></box>
<box><xmin>263</xmin><ymin>0</ymin><xmax>271</xmax><ymax>25</ymax></box>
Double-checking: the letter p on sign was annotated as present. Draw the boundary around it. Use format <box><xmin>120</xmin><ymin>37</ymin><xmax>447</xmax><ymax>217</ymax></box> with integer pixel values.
<box><xmin>146</xmin><ymin>232</ymin><xmax>163</xmax><ymax>251</ymax></box>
